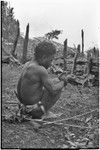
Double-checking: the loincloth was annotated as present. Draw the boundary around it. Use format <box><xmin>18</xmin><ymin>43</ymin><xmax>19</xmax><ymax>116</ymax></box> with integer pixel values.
<box><xmin>19</xmin><ymin>102</ymin><xmax>45</xmax><ymax>117</ymax></box>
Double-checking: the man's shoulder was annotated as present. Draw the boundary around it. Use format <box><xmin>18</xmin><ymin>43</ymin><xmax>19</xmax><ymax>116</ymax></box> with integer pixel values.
<box><xmin>37</xmin><ymin>65</ymin><xmax>48</xmax><ymax>75</ymax></box>
<box><xmin>25</xmin><ymin>62</ymin><xmax>47</xmax><ymax>74</ymax></box>
<box><xmin>24</xmin><ymin>62</ymin><xmax>37</xmax><ymax>69</ymax></box>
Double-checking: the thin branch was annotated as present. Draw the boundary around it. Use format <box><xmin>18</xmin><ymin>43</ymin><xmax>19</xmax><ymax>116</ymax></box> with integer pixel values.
<box><xmin>2</xmin><ymin>102</ymin><xmax>19</xmax><ymax>105</ymax></box>
<box><xmin>42</xmin><ymin>108</ymin><xmax>98</xmax><ymax>125</ymax></box>
<box><xmin>60</xmin><ymin>124</ymin><xmax>94</xmax><ymax>129</ymax></box>
<box><xmin>21</xmin><ymin>108</ymin><xmax>98</xmax><ymax>127</ymax></box>
<box><xmin>26</xmin><ymin>118</ymin><xmax>95</xmax><ymax>129</ymax></box>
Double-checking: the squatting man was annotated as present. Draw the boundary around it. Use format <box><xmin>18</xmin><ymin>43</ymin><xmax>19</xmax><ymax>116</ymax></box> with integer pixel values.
<box><xmin>16</xmin><ymin>41</ymin><xmax>73</xmax><ymax>119</ymax></box>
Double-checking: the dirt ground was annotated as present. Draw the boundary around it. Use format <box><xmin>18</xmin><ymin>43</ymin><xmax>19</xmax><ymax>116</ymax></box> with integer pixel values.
<box><xmin>2</xmin><ymin>64</ymin><xmax>99</xmax><ymax>149</ymax></box>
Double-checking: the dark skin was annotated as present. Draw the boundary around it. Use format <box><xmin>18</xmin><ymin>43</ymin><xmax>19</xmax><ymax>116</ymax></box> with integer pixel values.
<box><xmin>17</xmin><ymin>54</ymin><xmax>64</xmax><ymax>106</ymax></box>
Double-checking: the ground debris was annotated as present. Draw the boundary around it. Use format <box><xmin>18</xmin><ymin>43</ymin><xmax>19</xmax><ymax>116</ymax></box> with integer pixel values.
<box><xmin>2</xmin><ymin>64</ymin><xmax>99</xmax><ymax>148</ymax></box>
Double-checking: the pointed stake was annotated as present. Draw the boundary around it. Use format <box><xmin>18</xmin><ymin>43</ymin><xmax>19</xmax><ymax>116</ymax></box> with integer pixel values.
<box><xmin>63</xmin><ymin>39</ymin><xmax>67</xmax><ymax>71</ymax></box>
<box><xmin>81</xmin><ymin>29</ymin><xmax>84</xmax><ymax>53</ymax></box>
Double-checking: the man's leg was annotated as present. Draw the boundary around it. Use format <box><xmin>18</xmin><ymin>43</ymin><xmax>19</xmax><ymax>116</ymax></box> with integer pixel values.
<box><xmin>41</xmin><ymin>88</ymin><xmax>61</xmax><ymax>112</ymax></box>
<box><xmin>26</xmin><ymin>78</ymin><xmax>62</xmax><ymax>119</ymax></box>
<box><xmin>27</xmin><ymin>88</ymin><xmax>61</xmax><ymax>119</ymax></box>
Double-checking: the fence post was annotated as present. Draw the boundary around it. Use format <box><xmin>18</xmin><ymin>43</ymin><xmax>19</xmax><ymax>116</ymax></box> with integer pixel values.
<box><xmin>77</xmin><ymin>44</ymin><xmax>81</xmax><ymax>53</ymax></box>
<box><xmin>81</xmin><ymin>29</ymin><xmax>84</xmax><ymax>53</ymax></box>
<box><xmin>63</xmin><ymin>39</ymin><xmax>67</xmax><ymax>71</ymax></box>
<box><xmin>22</xmin><ymin>23</ymin><xmax>29</xmax><ymax>64</ymax></box>
<box><xmin>11</xmin><ymin>20</ymin><xmax>20</xmax><ymax>58</ymax></box>
<box><xmin>71</xmin><ymin>44</ymin><xmax>79</xmax><ymax>74</ymax></box>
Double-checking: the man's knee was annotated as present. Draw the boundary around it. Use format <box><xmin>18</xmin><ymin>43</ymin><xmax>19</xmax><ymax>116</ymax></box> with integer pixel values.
<box><xmin>40</xmin><ymin>88</ymin><xmax>61</xmax><ymax>112</ymax></box>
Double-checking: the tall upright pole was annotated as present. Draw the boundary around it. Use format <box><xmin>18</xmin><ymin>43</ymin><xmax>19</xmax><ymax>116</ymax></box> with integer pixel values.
<box><xmin>22</xmin><ymin>23</ymin><xmax>29</xmax><ymax>64</ymax></box>
<box><xmin>63</xmin><ymin>39</ymin><xmax>67</xmax><ymax>71</ymax></box>
<box><xmin>81</xmin><ymin>29</ymin><xmax>84</xmax><ymax>53</ymax></box>
<box><xmin>77</xmin><ymin>44</ymin><xmax>80</xmax><ymax>53</ymax></box>
<box><xmin>11</xmin><ymin>20</ymin><xmax>20</xmax><ymax>58</ymax></box>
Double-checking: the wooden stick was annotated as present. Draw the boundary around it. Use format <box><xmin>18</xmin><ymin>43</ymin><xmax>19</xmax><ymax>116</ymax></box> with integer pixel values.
<box><xmin>29</xmin><ymin>119</ymin><xmax>96</xmax><ymax>129</ymax></box>
<box><xmin>43</xmin><ymin>108</ymin><xmax>98</xmax><ymax>125</ymax></box>
<box><xmin>24</xmin><ymin>108</ymin><xmax>98</xmax><ymax>127</ymax></box>
<box><xmin>2</xmin><ymin>102</ymin><xmax>19</xmax><ymax>105</ymax></box>
<box><xmin>59</xmin><ymin>124</ymin><xmax>94</xmax><ymax>129</ymax></box>
<box><xmin>29</xmin><ymin>119</ymin><xmax>94</xmax><ymax>129</ymax></box>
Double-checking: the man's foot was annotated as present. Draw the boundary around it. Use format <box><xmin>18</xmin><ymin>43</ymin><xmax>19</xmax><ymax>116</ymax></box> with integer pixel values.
<box><xmin>27</xmin><ymin>107</ymin><xmax>44</xmax><ymax>119</ymax></box>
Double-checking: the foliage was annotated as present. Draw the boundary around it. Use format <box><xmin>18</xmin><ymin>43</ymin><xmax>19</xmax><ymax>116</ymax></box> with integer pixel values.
<box><xmin>45</xmin><ymin>30</ymin><xmax>62</xmax><ymax>40</ymax></box>
<box><xmin>2</xmin><ymin>1</ymin><xmax>19</xmax><ymax>43</ymax></box>
<box><xmin>87</xmin><ymin>47</ymin><xmax>99</xmax><ymax>61</ymax></box>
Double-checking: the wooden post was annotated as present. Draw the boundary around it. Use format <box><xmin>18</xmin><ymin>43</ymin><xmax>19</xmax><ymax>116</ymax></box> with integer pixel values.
<box><xmin>11</xmin><ymin>20</ymin><xmax>20</xmax><ymax>58</ymax></box>
<box><xmin>22</xmin><ymin>23</ymin><xmax>29</xmax><ymax>64</ymax></box>
<box><xmin>63</xmin><ymin>39</ymin><xmax>67</xmax><ymax>71</ymax></box>
<box><xmin>87</xmin><ymin>51</ymin><xmax>91</xmax><ymax>75</ymax></box>
<box><xmin>77</xmin><ymin>44</ymin><xmax>80</xmax><ymax>53</ymax></box>
<box><xmin>71</xmin><ymin>50</ymin><xmax>78</xmax><ymax>74</ymax></box>
<box><xmin>81</xmin><ymin>29</ymin><xmax>84</xmax><ymax>53</ymax></box>
<box><xmin>71</xmin><ymin>44</ymin><xmax>80</xmax><ymax>74</ymax></box>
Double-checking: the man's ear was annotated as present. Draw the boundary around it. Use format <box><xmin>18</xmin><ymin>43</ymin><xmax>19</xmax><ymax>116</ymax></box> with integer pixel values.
<box><xmin>42</xmin><ymin>55</ymin><xmax>47</xmax><ymax>60</ymax></box>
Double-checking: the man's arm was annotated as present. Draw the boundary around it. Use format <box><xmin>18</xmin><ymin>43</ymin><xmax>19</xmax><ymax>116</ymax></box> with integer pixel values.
<box><xmin>39</xmin><ymin>66</ymin><xmax>64</xmax><ymax>94</ymax></box>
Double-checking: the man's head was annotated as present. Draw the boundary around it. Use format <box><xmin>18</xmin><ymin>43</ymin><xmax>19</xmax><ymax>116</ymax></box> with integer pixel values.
<box><xmin>34</xmin><ymin>41</ymin><xmax>56</xmax><ymax>68</ymax></box>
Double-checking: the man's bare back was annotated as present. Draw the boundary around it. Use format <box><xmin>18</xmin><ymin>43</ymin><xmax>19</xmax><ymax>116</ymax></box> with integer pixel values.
<box><xmin>17</xmin><ymin>62</ymin><xmax>44</xmax><ymax>105</ymax></box>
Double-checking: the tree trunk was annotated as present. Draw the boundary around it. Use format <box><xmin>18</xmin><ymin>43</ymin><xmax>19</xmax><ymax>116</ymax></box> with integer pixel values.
<box><xmin>11</xmin><ymin>20</ymin><xmax>20</xmax><ymax>58</ymax></box>
<box><xmin>21</xmin><ymin>23</ymin><xmax>29</xmax><ymax>64</ymax></box>
<box><xmin>63</xmin><ymin>39</ymin><xmax>67</xmax><ymax>71</ymax></box>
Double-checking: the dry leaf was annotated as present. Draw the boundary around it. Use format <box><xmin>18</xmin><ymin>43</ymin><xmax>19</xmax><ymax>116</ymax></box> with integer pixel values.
<box><xmin>87</xmin><ymin>141</ymin><xmax>94</xmax><ymax>148</ymax></box>
<box><xmin>67</xmin><ymin>141</ymin><xmax>77</xmax><ymax>147</ymax></box>
<box><xmin>62</xmin><ymin>144</ymin><xmax>69</xmax><ymax>148</ymax></box>
<box><xmin>85</xmin><ymin>115</ymin><xmax>92</xmax><ymax>123</ymax></box>
<box><xmin>81</xmin><ymin>137</ymin><xmax>89</xmax><ymax>142</ymax></box>
<box><xmin>76</xmin><ymin>142</ymin><xmax>87</xmax><ymax>148</ymax></box>
<box><xmin>50</xmin><ymin>139</ymin><xmax>55</xmax><ymax>144</ymax></box>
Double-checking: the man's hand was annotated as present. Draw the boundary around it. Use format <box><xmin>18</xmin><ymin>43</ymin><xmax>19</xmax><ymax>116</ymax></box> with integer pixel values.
<box><xmin>58</xmin><ymin>73</ymin><xmax>76</xmax><ymax>87</ymax></box>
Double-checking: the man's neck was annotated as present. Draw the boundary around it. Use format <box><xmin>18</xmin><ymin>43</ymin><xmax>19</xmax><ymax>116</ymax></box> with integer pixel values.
<box><xmin>33</xmin><ymin>58</ymin><xmax>43</xmax><ymax>66</ymax></box>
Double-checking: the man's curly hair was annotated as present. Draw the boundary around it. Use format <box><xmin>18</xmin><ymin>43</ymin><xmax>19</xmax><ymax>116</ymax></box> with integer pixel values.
<box><xmin>34</xmin><ymin>41</ymin><xmax>56</xmax><ymax>60</ymax></box>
